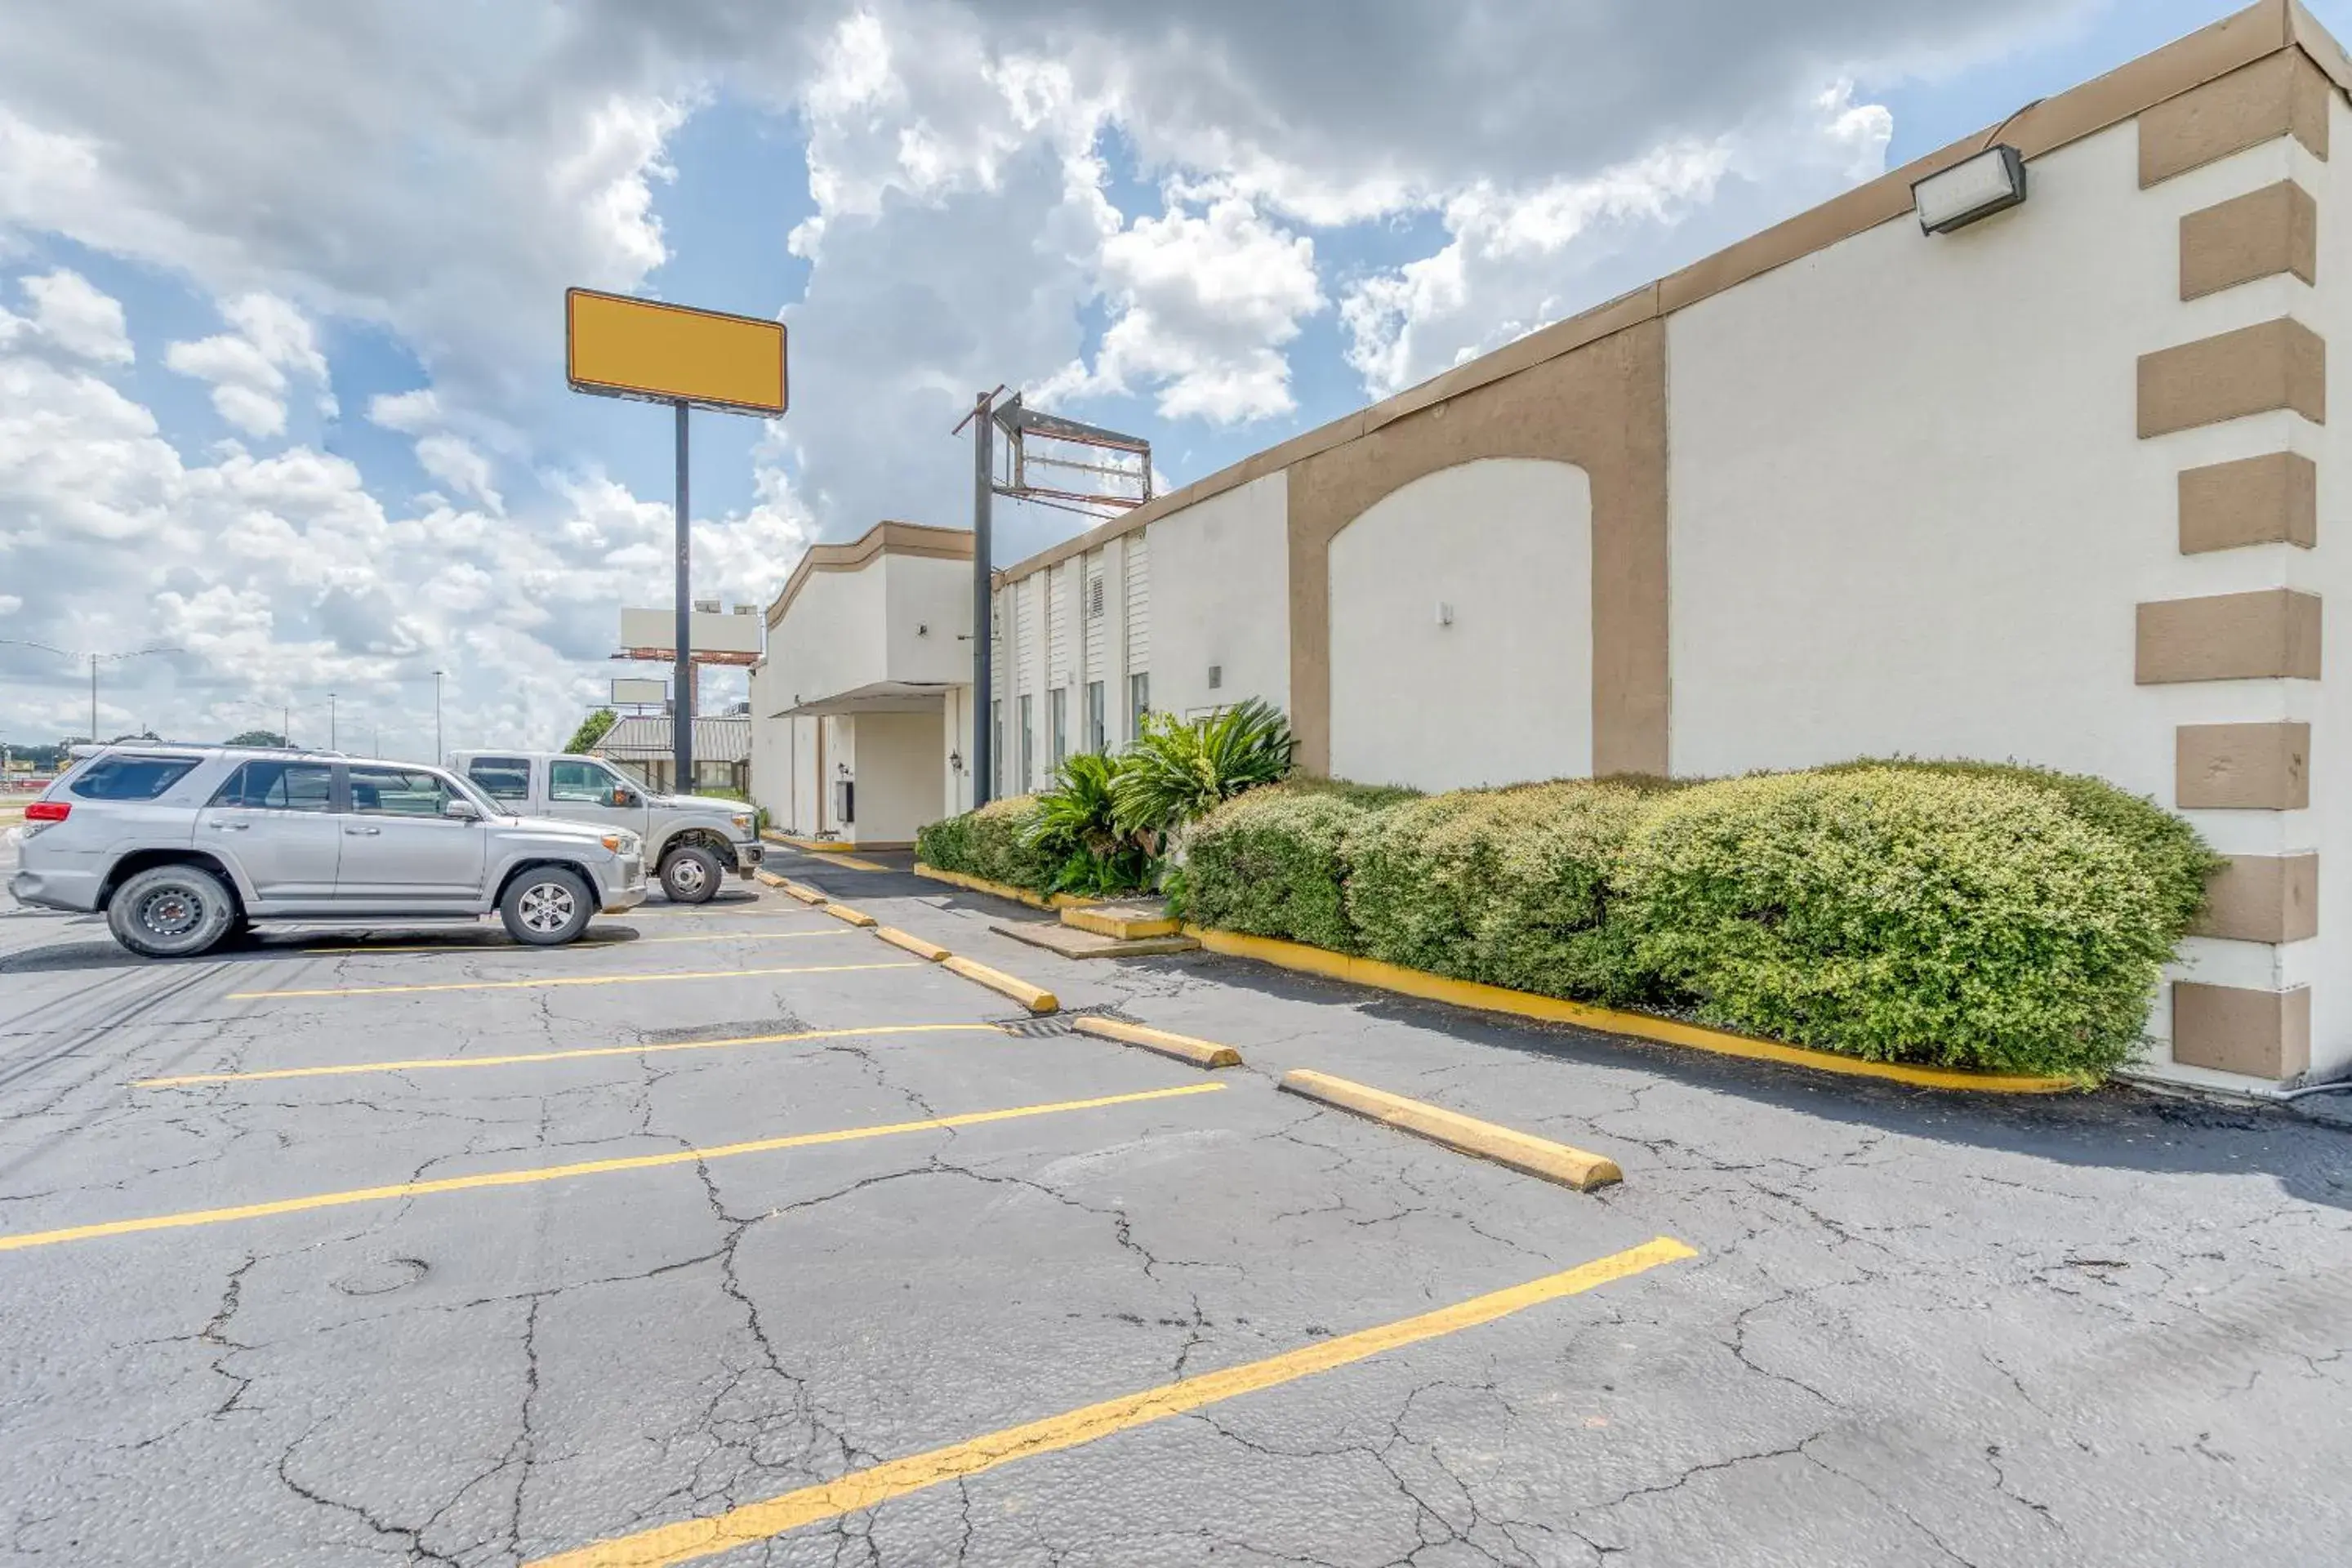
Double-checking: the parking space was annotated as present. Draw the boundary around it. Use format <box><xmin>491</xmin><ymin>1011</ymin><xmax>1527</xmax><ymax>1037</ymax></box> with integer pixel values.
<box><xmin>2</xmin><ymin>833</ymin><xmax>2350</xmax><ymax>1566</ymax></box>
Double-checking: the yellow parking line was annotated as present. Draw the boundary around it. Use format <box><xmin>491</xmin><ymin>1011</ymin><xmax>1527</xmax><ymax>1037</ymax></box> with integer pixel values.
<box><xmin>226</xmin><ymin>961</ymin><xmax>920</xmax><ymax>1000</ymax></box>
<box><xmin>528</xmin><ymin>1236</ymin><xmax>1696</xmax><ymax>1568</ymax></box>
<box><xmin>813</xmin><ymin>853</ymin><xmax>889</xmax><ymax>872</ymax></box>
<box><xmin>297</xmin><ymin>928</ymin><xmax>847</xmax><ymax>955</ymax></box>
<box><xmin>0</xmin><ymin>1082</ymin><xmax>1226</xmax><ymax>1254</ymax></box>
<box><xmin>134</xmin><ymin>1023</ymin><xmax>1005</xmax><ymax>1087</ymax></box>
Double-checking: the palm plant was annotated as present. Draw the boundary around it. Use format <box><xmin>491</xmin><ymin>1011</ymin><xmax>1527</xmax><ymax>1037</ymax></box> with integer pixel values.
<box><xmin>1025</xmin><ymin>751</ymin><xmax>1153</xmax><ymax>894</ymax></box>
<box><xmin>1111</xmin><ymin>697</ymin><xmax>1296</xmax><ymax>846</ymax></box>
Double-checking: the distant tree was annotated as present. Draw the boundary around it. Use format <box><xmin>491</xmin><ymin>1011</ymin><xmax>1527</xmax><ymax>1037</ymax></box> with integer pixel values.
<box><xmin>226</xmin><ymin>729</ymin><xmax>288</xmax><ymax>747</ymax></box>
<box><xmin>564</xmin><ymin>708</ymin><xmax>617</xmax><ymax>755</ymax></box>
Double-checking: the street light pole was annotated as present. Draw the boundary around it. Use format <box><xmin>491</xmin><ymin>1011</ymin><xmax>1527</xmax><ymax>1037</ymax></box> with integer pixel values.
<box><xmin>328</xmin><ymin>693</ymin><xmax>337</xmax><ymax>751</ymax></box>
<box><xmin>433</xmin><ymin>670</ymin><xmax>444</xmax><ymax>764</ymax></box>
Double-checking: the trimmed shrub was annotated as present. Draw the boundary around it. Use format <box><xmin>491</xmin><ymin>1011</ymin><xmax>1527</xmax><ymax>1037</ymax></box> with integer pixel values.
<box><xmin>914</xmin><ymin>794</ymin><xmax>1059</xmax><ymax>893</ymax></box>
<box><xmin>1181</xmin><ymin>781</ymin><xmax>1414</xmax><ymax>950</ymax></box>
<box><xmin>1347</xmin><ymin>781</ymin><xmax>1656</xmax><ymax>1004</ymax></box>
<box><xmin>1815</xmin><ymin>757</ymin><xmax>2225</xmax><ymax>930</ymax></box>
<box><xmin>1615</xmin><ymin>768</ymin><xmax>2177</xmax><ymax>1076</ymax></box>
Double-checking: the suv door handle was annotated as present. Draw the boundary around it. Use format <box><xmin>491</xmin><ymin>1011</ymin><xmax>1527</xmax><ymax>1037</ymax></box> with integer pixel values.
<box><xmin>208</xmin><ymin>821</ymin><xmax>250</xmax><ymax>831</ymax></box>
<box><xmin>344</xmin><ymin>826</ymin><xmax>382</xmax><ymax>837</ymax></box>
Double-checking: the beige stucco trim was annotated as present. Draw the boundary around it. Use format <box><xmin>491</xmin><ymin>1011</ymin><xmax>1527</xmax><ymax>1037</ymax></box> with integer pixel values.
<box><xmin>2171</xmin><ymin>981</ymin><xmax>2313</xmax><ymax>1078</ymax></box>
<box><xmin>2178</xmin><ymin>450</ymin><xmax>2319</xmax><ymax>551</ymax></box>
<box><xmin>993</xmin><ymin>5</ymin><xmax>2351</xmax><ymax>592</ymax></box>
<box><xmin>1284</xmin><ymin>323</ymin><xmax>1669</xmax><ymax>780</ymax></box>
<box><xmin>2136</xmin><ymin>588</ymin><xmax>2323</xmax><ymax>683</ymax></box>
<box><xmin>767</xmin><ymin>520</ymin><xmax>972</xmax><ymax>629</ymax></box>
<box><xmin>2176</xmin><ymin>720</ymin><xmax>2312</xmax><ymax>808</ymax></box>
<box><xmin>2180</xmin><ymin>180</ymin><xmax>2319</xmax><ymax>300</ymax></box>
<box><xmin>2138</xmin><ymin>318</ymin><xmax>2326</xmax><ymax>439</ymax></box>
<box><xmin>2191</xmin><ymin>852</ymin><xmax>2321</xmax><ymax>941</ymax></box>
<box><xmin>2139</xmin><ymin>49</ymin><xmax>2333</xmax><ymax>186</ymax></box>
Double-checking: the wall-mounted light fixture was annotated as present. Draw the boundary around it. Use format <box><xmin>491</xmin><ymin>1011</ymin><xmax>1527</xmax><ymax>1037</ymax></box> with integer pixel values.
<box><xmin>1434</xmin><ymin>601</ymin><xmax>1454</xmax><ymax>627</ymax></box>
<box><xmin>949</xmin><ymin>749</ymin><xmax>964</xmax><ymax>773</ymax></box>
<box><xmin>1913</xmin><ymin>145</ymin><xmax>2027</xmax><ymax>234</ymax></box>
<box><xmin>1207</xmin><ymin>664</ymin><xmax>1223</xmax><ymax>690</ymax></box>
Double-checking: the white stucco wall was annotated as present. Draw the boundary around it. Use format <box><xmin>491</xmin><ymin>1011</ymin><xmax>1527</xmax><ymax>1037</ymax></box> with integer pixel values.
<box><xmin>880</xmin><ymin>554</ymin><xmax>974</xmax><ymax>685</ymax></box>
<box><xmin>1328</xmin><ymin>458</ymin><xmax>1594</xmax><ymax>791</ymax></box>
<box><xmin>849</xmin><ymin>710</ymin><xmax>942</xmax><ymax>844</ymax></box>
<box><xmin>1143</xmin><ymin>471</ymin><xmax>1290</xmax><ymax>722</ymax></box>
<box><xmin>1666</xmin><ymin>116</ymin><xmax>2345</xmax><ymax>1074</ymax></box>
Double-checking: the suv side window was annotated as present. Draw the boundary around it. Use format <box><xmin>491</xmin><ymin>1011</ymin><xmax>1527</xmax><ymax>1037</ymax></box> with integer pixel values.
<box><xmin>69</xmin><ymin>755</ymin><xmax>198</xmax><ymax>801</ymax></box>
<box><xmin>347</xmin><ymin>766</ymin><xmax>458</xmax><ymax>817</ymax></box>
<box><xmin>467</xmin><ymin>756</ymin><xmax>533</xmax><ymax>802</ymax></box>
<box><xmin>211</xmin><ymin>761</ymin><xmax>334</xmax><ymax>812</ymax></box>
<box><xmin>549</xmin><ymin>760</ymin><xmax>617</xmax><ymax>803</ymax></box>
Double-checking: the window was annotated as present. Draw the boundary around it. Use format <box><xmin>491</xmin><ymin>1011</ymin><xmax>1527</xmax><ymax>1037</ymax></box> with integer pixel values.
<box><xmin>991</xmin><ymin>700</ymin><xmax>1004</xmax><ymax>795</ymax></box>
<box><xmin>1128</xmin><ymin>673</ymin><xmax>1150</xmax><ymax>742</ymax></box>
<box><xmin>68</xmin><ymin>755</ymin><xmax>197</xmax><ymax>801</ymax></box>
<box><xmin>210</xmin><ymin>760</ymin><xmax>332</xmax><ymax>812</ymax></box>
<box><xmin>1049</xmin><ymin>687</ymin><xmax>1067</xmax><ymax>766</ymax></box>
<box><xmin>549</xmin><ymin>759</ymin><xmax>619</xmax><ymax>803</ymax></box>
<box><xmin>347</xmin><ymin>766</ymin><xmax>458</xmax><ymax>817</ymax></box>
<box><xmin>1086</xmin><ymin>680</ymin><xmax>1106</xmax><ymax>752</ymax></box>
<box><xmin>466</xmin><ymin>756</ymin><xmax>532</xmax><ymax>802</ymax></box>
<box><xmin>1018</xmin><ymin>695</ymin><xmax>1034</xmax><ymax>790</ymax></box>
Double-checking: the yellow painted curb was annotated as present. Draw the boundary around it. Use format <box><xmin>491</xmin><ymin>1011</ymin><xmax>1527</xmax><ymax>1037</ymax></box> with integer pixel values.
<box><xmin>1061</xmin><ymin>906</ymin><xmax>1182</xmax><ymax>940</ymax></box>
<box><xmin>1280</xmin><ymin>1068</ymin><xmax>1621</xmax><ymax>1191</ymax></box>
<box><xmin>941</xmin><ymin>956</ymin><xmax>1058</xmax><ymax>1014</ymax></box>
<box><xmin>1188</xmin><ymin>927</ymin><xmax>2082</xmax><ymax>1096</ymax></box>
<box><xmin>1071</xmin><ymin>1016</ymin><xmax>1241</xmax><ymax>1070</ymax></box>
<box><xmin>822</xmin><ymin>902</ymin><xmax>879</xmax><ymax>929</ymax></box>
<box><xmin>875</xmin><ymin>925</ymin><xmax>951</xmax><ymax>962</ymax></box>
<box><xmin>765</xmin><ymin>831</ymin><xmax>855</xmax><ymax>853</ymax></box>
<box><xmin>913</xmin><ymin>863</ymin><xmax>1101</xmax><ymax>911</ymax></box>
<box><xmin>775</xmin><ymin>878</ymin><xmax>827</xmax><ymax>905</ymax></box>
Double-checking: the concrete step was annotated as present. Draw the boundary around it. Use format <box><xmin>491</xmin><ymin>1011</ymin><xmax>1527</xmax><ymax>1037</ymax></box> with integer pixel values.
<box><xmin>1059</xmin><ymin>902</ymin><xmax>1182</xmax><ymax>941</ymax></box>
<box><xmin>992</xmin><ymin>920</ymin><xmax>1200</xmax><ymax>960</ymax></box>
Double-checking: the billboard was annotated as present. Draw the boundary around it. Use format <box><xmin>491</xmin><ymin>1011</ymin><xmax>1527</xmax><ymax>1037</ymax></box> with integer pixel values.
<box><xmin>566</xmin><ymin>289</ymin><xmax>786</xmax><ymax>416</ymax></box>
<box><xmin>611</xmin><ymin>678</ymin><xmax>669</xmax><ymax>706</ymax></box>
<box><xmin>618</xmin><ymin>606</ymin><xmax>764</xmax><ymax>657</ymax></box>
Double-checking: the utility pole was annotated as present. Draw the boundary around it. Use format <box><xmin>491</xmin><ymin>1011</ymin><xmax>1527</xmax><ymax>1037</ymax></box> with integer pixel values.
<box><xmin>433</xmin><ymin>670</ymin><xmax>444</xmax><ymax>764</ymax></box>
<box><xmin>328</xmin><ymin>693</ymin><xmax>337</xmax><ymax>751</ymax></box>
<box><xmin>88</xmin><ymin>656</ymin><xmax>98</xmax><ymax>746</ymax></box>
<box><xmin>966</xmin><ymin>388</ymin><xmax>996</xmax><ymax>808</ymax></box>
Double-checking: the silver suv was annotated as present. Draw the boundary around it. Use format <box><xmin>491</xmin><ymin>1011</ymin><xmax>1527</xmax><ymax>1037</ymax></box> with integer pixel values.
<box><xmin>8</xmin><ymin>745</ymin><xmax>648</xmax><ymax>958</ymax></box>
<box><xmin>447</xmin><ymin>750</ymin><xmax>763</xmax><ymax>904</ymax></box>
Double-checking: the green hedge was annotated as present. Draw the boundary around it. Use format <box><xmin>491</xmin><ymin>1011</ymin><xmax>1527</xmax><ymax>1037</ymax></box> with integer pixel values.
<box><xmin>1177</xmin><ymin>762</ymin><xmax>2219</xmax><ymax>1080</ymax></box>
<box><xmin>914</xmin><ymin>795</ymin><xmax>1058</xmax><ymax>892</ymax></box>
<box><xmin>1179</xmin><ymin>782</ymin><xmax>1414</xmax><ymax>951</ymax></box>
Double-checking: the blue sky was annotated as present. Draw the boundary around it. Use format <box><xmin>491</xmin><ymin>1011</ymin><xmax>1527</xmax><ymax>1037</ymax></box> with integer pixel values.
<box><xmin>0</xmin><ymin>0</ymin><xmax>2338</xmax><ymax>754</ymax></box>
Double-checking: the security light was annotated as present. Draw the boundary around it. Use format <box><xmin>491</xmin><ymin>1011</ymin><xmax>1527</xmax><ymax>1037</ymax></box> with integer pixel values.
<box><xmin>1913</xmin><ymin>145</ymin><xmax>2027</xmax><ymax>234</ymax></box>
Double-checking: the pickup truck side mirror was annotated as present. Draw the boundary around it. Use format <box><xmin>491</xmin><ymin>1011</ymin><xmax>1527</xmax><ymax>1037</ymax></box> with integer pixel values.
<box><xmin>607</xmin><ymin>788</ymin><xmax>640</xmax><ymax>808</ymax></box>
<box><xmin>442</xmin><ymin>798</ymin><xmax>483</xmax><ymax>822</ymax></box>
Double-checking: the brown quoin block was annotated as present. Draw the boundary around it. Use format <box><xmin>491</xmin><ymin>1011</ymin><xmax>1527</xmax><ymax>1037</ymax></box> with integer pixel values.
<box><xmin>2139</xmin><ymin>318</ymin><xmax>2327</xmax><ymax>439</ymax></box>
<box><xmin>2176</xmin><ymin>722</ymin><xmax>2310</xmax><ymax>809</ymax></box>
<box><xmin>2172</xmin><ymin>982</ymin><xmax>2311</xmax><ymax>1079</ymax></box>
<box><xmin>2139</xmin><ymin>51</ymin><xmax>2332</xmax><ymax>187</ymax></box>
<box><xmin>2191</xmin><ymin>853</ymin><xmax>2320</xmax><ymax>942</ymax></box>
<box><xmin>2180</xmin><ymin>180</ymin><xmax>2319</xmax><ymax>300</ymax></box>
<box><xmin>2178</xmin><ymin>451</ymin><xmax>2318</xmax><ymax>553</ymax></box>
<box><xmin>2136</xmin><ymin>589</ymin><xmax>2322</xmax><ymax>683</ymax></box>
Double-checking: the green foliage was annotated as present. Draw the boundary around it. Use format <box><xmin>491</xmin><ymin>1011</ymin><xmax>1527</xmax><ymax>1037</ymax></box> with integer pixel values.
<box><xmin>1111</xmin><ymin>698</ymin><xmax>1297</xmax><ymax>843</ymax></box>
<box><xmin>225</xmin><ymin>729</ymin><xmax>288</xmax><ymax>747</ymax></box>
<box><xmin>1027</xmin><ymin>752</ymin><xmax>1129</xmax><ymax>860</ymax></box>
<box><xmin>564</xmin><ymin>708</ymin><xmax>618</xmax><ymax>755</ymax></box>
<box><xmin>1347</xmin><ymin>782</ymin><xmax>1657</xmax><ymax>1006</ymax></box>
<box><xmin>1815</xmin><ymin>757</ymin><xmax>2225</xmax><ymax>931</ymax></box>
<box><xmin>915</xmin><ymin>794</ymin><xmax>1060</xmax><ymax>893</ymax></box>
<box><xmin>1183</xmin><ymin>782</ymin><xmax>1411</xmax><ymax>951</ymax></box>
<box><xmin>1615</xmin><ymin>768</ymin><xmax>2179</xmax><ymax>1076</ymax></box>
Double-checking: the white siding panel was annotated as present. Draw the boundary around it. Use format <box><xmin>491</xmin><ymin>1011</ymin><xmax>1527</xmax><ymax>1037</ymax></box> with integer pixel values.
<box><xmin>1124</xmin><ymin>537</ymin><xmax>1150</xmax><ymax>670</ymax></box>
<box><xmin>1083</xmin><ymin>557</ymin><xmax>1106</xmax><ymax>679</ymax></box>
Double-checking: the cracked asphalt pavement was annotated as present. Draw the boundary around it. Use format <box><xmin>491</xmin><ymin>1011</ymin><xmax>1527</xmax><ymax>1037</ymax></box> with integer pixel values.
<box><xmin>3</xmin><ymin>831</ymin><xmax>2350</xmax><ymax>1566</ymax></box>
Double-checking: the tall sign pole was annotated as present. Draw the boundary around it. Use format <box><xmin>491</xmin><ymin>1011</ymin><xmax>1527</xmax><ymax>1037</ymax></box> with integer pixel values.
<box><xmin>969</xmin><ymin>389</ymin><xmax>994</xmax><ymax>808</ymax></box>
<box><xmin>673</xmin><ymin>399</ymin><xmax>692</xmax><ymax>791</ymax></box>
<box><xmin>565</xmin><ymin>287</ymin><xmax>786</xmax><ymax>795</ymax></box>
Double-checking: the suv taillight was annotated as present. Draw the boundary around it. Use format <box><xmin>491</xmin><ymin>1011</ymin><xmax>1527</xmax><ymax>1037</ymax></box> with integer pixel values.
<box><xmin>24</xmin><ymin>801</ymin><xmax>70</xmax><ymax>822</ymax></box>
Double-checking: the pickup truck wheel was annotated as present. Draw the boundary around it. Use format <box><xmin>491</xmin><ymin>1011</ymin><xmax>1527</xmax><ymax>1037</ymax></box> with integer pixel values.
<box><xmin>108</xmin><ymin>865</ymin><xmax>237</xmax><ymax>959</ymax></box>
<box><xmin>500</xmin><ymin>867</ymin><xmax>595</xmax><ymax>946</ymax></box>
<box><xmin>658</xmin><ymin>844</ymin><xmax>724</xmax><ymax>904</ymax></box>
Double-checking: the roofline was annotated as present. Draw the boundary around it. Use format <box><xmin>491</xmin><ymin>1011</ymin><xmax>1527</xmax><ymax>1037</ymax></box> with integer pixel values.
<box><xmin>765</xmin><ymin>519</ymin><xmax>974</xmax><ymax>629</ymax></box>
<box><xmin>993</xmin><ymin>0</ymin><xmax>2350</xmax><ymax>590</ymax></box>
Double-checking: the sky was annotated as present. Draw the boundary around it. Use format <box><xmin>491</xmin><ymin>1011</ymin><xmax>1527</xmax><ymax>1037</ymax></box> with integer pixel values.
<box><xmin>0</xmin><ymin>0</ymin><xmax>2341</xmax><ymax>760</ymax></box>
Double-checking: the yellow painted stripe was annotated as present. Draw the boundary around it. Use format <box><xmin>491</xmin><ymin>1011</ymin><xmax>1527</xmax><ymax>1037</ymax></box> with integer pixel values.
<box><xmin>134</xmin><ymin>1023</ymin><xmax>1004</xmax><ymax>1087</ymax></box>
<box><xmin>298</xmin><ymin>928</ymin><xmax>844</xmax><ymax>955</ymax></box>
<box><xmin>0</xmin><ymin>1083</ymin><xmax>1225</xmax><ymax>1254</ymax></box>
<box><xmin>1189</xmin><ymin>926</ymin><xmax>2083</xmax><ymax>1095</ymax></box>
<box><xmin>528</xmin><ymin>1236</ymin><xmax>1696</xmax><ymax>1568</ymax></box>
<box><xmin>226</xmin><ymin>960</ymin><xmax>919</xmax><ymax>1000</ymax></box>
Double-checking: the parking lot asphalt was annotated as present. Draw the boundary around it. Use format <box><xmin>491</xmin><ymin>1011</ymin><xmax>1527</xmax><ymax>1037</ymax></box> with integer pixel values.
<box><xmin>2</xmin><ymin>829</ymin><xmax>2350</xmax><ymax>1566</ymax></box>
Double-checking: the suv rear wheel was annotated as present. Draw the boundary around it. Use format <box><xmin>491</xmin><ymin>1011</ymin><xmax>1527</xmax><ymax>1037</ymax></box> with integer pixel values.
<box><xmin>658</xmin><ymin>844</ymin><xmax>724</xmax><ymax>904</ymax></box>
<box><xmin>109</xmin><ymin>864</ymin><xmax>238</xmax><ymax>959</ymax></box>
<box><xmin>500</xmin><ymin>866</ymin><xmax>595</xmax><ymax>946</ymax></box>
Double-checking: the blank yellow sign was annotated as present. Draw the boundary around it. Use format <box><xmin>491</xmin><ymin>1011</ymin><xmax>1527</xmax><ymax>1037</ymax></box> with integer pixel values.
<box><xmin>566</xmin><ymin>288</ymin><xmax>786</xmax><ymax>416</ymax></box>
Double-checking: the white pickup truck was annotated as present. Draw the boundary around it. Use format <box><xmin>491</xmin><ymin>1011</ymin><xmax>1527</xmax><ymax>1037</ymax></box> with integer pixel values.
<box><xmin>448</xmin><ymin>750</ymin><xmax>763</xmax><ymax>903</ymax></box>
